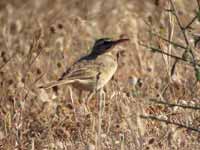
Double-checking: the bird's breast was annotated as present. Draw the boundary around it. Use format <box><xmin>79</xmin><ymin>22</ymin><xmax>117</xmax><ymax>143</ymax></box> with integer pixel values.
<box><xmin>96</xmin><ymin>54</ymin><xmax>118</xmax><ymax>89</ymax></box>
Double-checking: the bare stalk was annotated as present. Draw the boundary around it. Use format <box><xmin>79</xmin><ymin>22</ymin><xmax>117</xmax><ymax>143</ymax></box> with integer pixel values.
<box><xmin>140</xmin><ymin>115</ymin><xmax>200</xmax><ymax>133</ymax></box>
<box><xmin>169</xmin><ymin>0</ymin><xmax>197</xmax><ymax>75</ymax></box>
<box><xmin>139</xmin><ymin>42</ymin><xmax>198</xmax><ymax>66</ymax></box>
<box><xmin>150</xmin><ymin>98</ymin><xmax>200</xmax><ymax>110</ymax></box>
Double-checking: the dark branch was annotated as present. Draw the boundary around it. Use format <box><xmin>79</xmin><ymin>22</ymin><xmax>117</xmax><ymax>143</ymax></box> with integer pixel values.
<box><xmin>140</xmin><ymin>42</ymin><xmax>192</xmax><ymax>64</ymax></box>
<box><xmin>150</xmin><ymin>98</ymin><xmax>200</xmax><ymax>110</ymax></box>
<box><xmin>184</xmin><ymin>15</ymin><xmax>198</xmax><ymax>30</ymax></box>
<box><xmin>169</xmin><ymin>0</ymin><xmax>189</xmax><ymax>45</ymax></box>
<box><xmin>140</xmin><ymin>115</ymin><xmax>200</xmax><ymax>133</ymax></box>
<box><xmin>151</xmin><ymin>32</ymin><xmax>187</xmax><ymax>50</ymax></box>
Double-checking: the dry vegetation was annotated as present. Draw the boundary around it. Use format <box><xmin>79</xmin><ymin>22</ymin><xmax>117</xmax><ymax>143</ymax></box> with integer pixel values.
<box><xmin>0</xmin><ymin>0</ymin><xmax>200</xmax><ymax>149</ymax></box>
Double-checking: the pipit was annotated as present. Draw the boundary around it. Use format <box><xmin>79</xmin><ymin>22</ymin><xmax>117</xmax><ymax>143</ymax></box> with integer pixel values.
<box><xmin>39</xmin><ymin>38</ymin><xmax>129</xmax><ymax>98</ymax></box>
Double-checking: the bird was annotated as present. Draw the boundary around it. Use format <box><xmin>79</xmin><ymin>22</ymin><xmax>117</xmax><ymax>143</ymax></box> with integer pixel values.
<box><xmin>39</xmin><ymin>38</ymin><xmax>129</xmax><ymax>95</ymax></box>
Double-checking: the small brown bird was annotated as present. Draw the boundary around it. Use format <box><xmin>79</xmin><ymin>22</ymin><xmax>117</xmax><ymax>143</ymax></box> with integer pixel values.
<box><xmin>39</xmin><ymin>38</ymin><xmax>129</xmax><ymax>93</ymax></box>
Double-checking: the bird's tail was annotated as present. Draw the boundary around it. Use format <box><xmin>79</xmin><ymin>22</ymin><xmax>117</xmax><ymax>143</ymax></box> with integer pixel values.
<box><xmin>38</xmin><ymin>79</ymin><xmax>74</xmax><ymax>89</ymax></box>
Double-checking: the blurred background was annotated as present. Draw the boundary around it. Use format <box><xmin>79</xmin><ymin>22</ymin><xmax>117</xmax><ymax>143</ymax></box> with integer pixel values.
<box><xmin>0</xmin><ymin>0</ymin><xmax>200</xmax><ymax>149</ymax></box>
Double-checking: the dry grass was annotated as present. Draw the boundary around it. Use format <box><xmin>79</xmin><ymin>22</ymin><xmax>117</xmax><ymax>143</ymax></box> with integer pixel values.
<box><xmin>0</xmin><ymin>0</ymin><xmax>200</xmax><ymax>149</ymax></box>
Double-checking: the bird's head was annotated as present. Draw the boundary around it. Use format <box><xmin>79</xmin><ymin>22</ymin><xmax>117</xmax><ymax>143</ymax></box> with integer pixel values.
<box><xmin>91</xmin><ymin>38</ymin><xmax>129</xmax><ymax>55</ymax></box>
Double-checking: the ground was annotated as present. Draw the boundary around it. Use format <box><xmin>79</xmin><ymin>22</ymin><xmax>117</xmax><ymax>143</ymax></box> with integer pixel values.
<box><xmin>0</xmin><ymin>0</ymin><xmax>200</xmax><ymax>149</ymax></box>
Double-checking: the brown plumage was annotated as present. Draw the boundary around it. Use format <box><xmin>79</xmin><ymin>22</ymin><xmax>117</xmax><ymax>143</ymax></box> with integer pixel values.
<box><xmin>39</xmin><ymin>38</ymin><xmax>129</xmax><ymax>92</ymax></box>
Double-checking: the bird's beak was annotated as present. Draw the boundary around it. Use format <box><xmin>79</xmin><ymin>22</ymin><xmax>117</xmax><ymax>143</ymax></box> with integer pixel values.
<box><xmin>112</xmin><ymin>38</ymin><xmax>129</xmax><ymax>46</ymax></box>
<box><xmin>99</xmin><ymin>38</ymin><xmax>129</xmax><ymax>54</ymax></box>
<box><xmin>105</xmin><ymin>38</ymin><xmax>129</xmax><ymax>53</ymax></box>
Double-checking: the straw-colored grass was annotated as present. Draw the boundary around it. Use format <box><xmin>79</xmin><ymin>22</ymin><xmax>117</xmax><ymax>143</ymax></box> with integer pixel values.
<box><xmin>0</xmin><ymin>0</ymin><xmax>200</xmax><ymax>149</ymax></box>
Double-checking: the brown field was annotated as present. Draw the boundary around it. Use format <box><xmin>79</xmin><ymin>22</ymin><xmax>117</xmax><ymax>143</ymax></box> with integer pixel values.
<box><xmin>0</xmin><ymin>0</ymin><xmax>200</xmax><ymax>149</ymax></box>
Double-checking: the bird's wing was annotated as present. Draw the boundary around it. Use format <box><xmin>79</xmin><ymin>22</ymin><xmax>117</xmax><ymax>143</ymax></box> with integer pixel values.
<box><xmin>59</xmin><ymin>58</ymin><xmax>103</xmax><ymax>81</ymax></box>
<box><xmin>39</xmin><ymin>59</ymin><xmax>100</xmax><ymax>89</ymax></box>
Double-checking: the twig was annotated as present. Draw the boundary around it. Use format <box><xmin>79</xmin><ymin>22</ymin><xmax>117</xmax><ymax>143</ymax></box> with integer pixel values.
<box><xmin>139</xmin><ymin>42</ymin><xmax>196</xmax><ymax>65</ymax></box>
<box><xmin>96</xmin><ymin>89</ymin><xmax>103</xmax><ymax>150</ymax></box>
<box><xmin>184</xmin><ymin>15</ymin><xmax>198</xmax><ymax>30</ymax></box>
<box><xmin>30</xmin><ymin>72</ymin><xmax>47</xmax><ymax>88</ymax></box>
<box><xmin>169</xmin><ymin>0</ymin><xmax>198</xmax><ymax>76</ymax></box>
<box><xmin>150</xmin><ymin>98</ymin><xmax>200</xmax><ymax>110</ymax></box>
<box><xmin>23</xmin><ymin>30</ymin><xmax>43</xmax><ymax>86</ymax></box>
<box><xmin>169</xmin><ymin>0</ymin><xmax>189</xmax><ymax>45</ymax></box>
<box><xmin>140</xmin><ymin>115</ymin><xmax>200</xmax><ymax>133</ymax></box>
<box><xmin>68</xmin><ymin>87</ymin><xmax>84</xmax><ymax>142</ymax></box>
<box><xmin>152</xmin><ymin>32</ymin><xmax>187</xmax><ymax>50</ymax></box>
<box><xmin>96</xmin><ymin>72</ymin><xmax>105</xmax><ymax>150</ymax></box>
<box><xmin>0</xmin><ymin>51</ymin><xmax>18</xmax><ymax>70</ymax></box>
<box><xmin>197</xmin><ymin>0</ymin><xmax>200</xmax><ymax>9</ymax></box>
<box><xmin>167</xmin><ymin>8</ymin><xmax>175</xmax><ymax>78</ymax></box>
<box><xmin>183</xmin><ymin>0</ymin><xmax>200</xmax><ymax>30</ymax></box>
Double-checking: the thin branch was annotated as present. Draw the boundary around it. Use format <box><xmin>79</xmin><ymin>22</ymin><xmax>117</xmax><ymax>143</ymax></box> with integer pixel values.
<box><xmin>183</xmin><ymin>0</ymin><xmax>200</xmax><ymax>30</ymax></box>
<box><xmin>30</xmin><ymin>72</ymin><xmax>47</xmax><ymax>88</ymax></box>
<box><xmin>184</xmin><ymin>15</ymin><xmax>198</xmax><ymax>30</ymax></box>
<box><xmin>140</xmin><ymin>42</ymin><xmax>193</xmax><ymax>64</ymax></box>
<box><xmin>167</xmin><ymin>8</ymin><xmax>175</xmax><ymax>77</ymax></box>
<box><xmin>150</xmin><ymin>98</ymin><xmax>200</xmax><ymax>110</ymax></box>
<box><xmin>152</xmin><ymin>32</ymin><xmax>187</xmax><ymax>50</ymax></box>
<box><xmin>0</xmin><ymin>51</ymin><xmax>18</xmax><ymax>71</ymax></box>
<box><xmin>171</xmin><ymin>59</ymin><xmax>178</xmax><ymax>75</ymax></box>
<box><xmin>140</xmin><ymin>115</ymin><xmax>200</xmax><ymax>133</ymax></box>
<box><xmin>169</xmin><ymin>0</ymin><xmax>189</xmax><ymax>45</ymax></box>
<box><xmin>23</xmin><ymin>31</ymin><xmax>43</xmax><ymax>85</ymax></box>
<box><xmin>197</xmin><ymin>0</ymin><xmax>200</xmax><ymax>9</ymax></box>
<box><xmin>169</xmin><ymin>0</ymin><xmax>197</xmax><ymax>76</ymax></box>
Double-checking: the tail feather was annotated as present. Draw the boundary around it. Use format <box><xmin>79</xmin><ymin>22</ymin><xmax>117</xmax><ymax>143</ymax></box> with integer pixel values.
<box><xmin>38</xmin><ymin>79</ymin><xmax>74</xmax><ymax>89</ymax></box>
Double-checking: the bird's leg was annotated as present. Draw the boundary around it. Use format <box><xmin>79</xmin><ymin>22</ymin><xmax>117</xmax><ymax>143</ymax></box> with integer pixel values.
<box><xmin>96</xmin><ymin>88</ymin><xmax>106</xmax><ymax>149</ymax></box>
<box><xmin>99</xmin><ymin>88</ymin><xmax>106</xmax><ymax>113</ymax></box>
<box><xmin>68</xmin><ymin>86</ymin><xmax>76</xmax><ymax>113</ymax></box>
<box><xmin>68</xmin><ymin>87</ymin><xmax>83</xmax><ymax>141</ymax></box>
